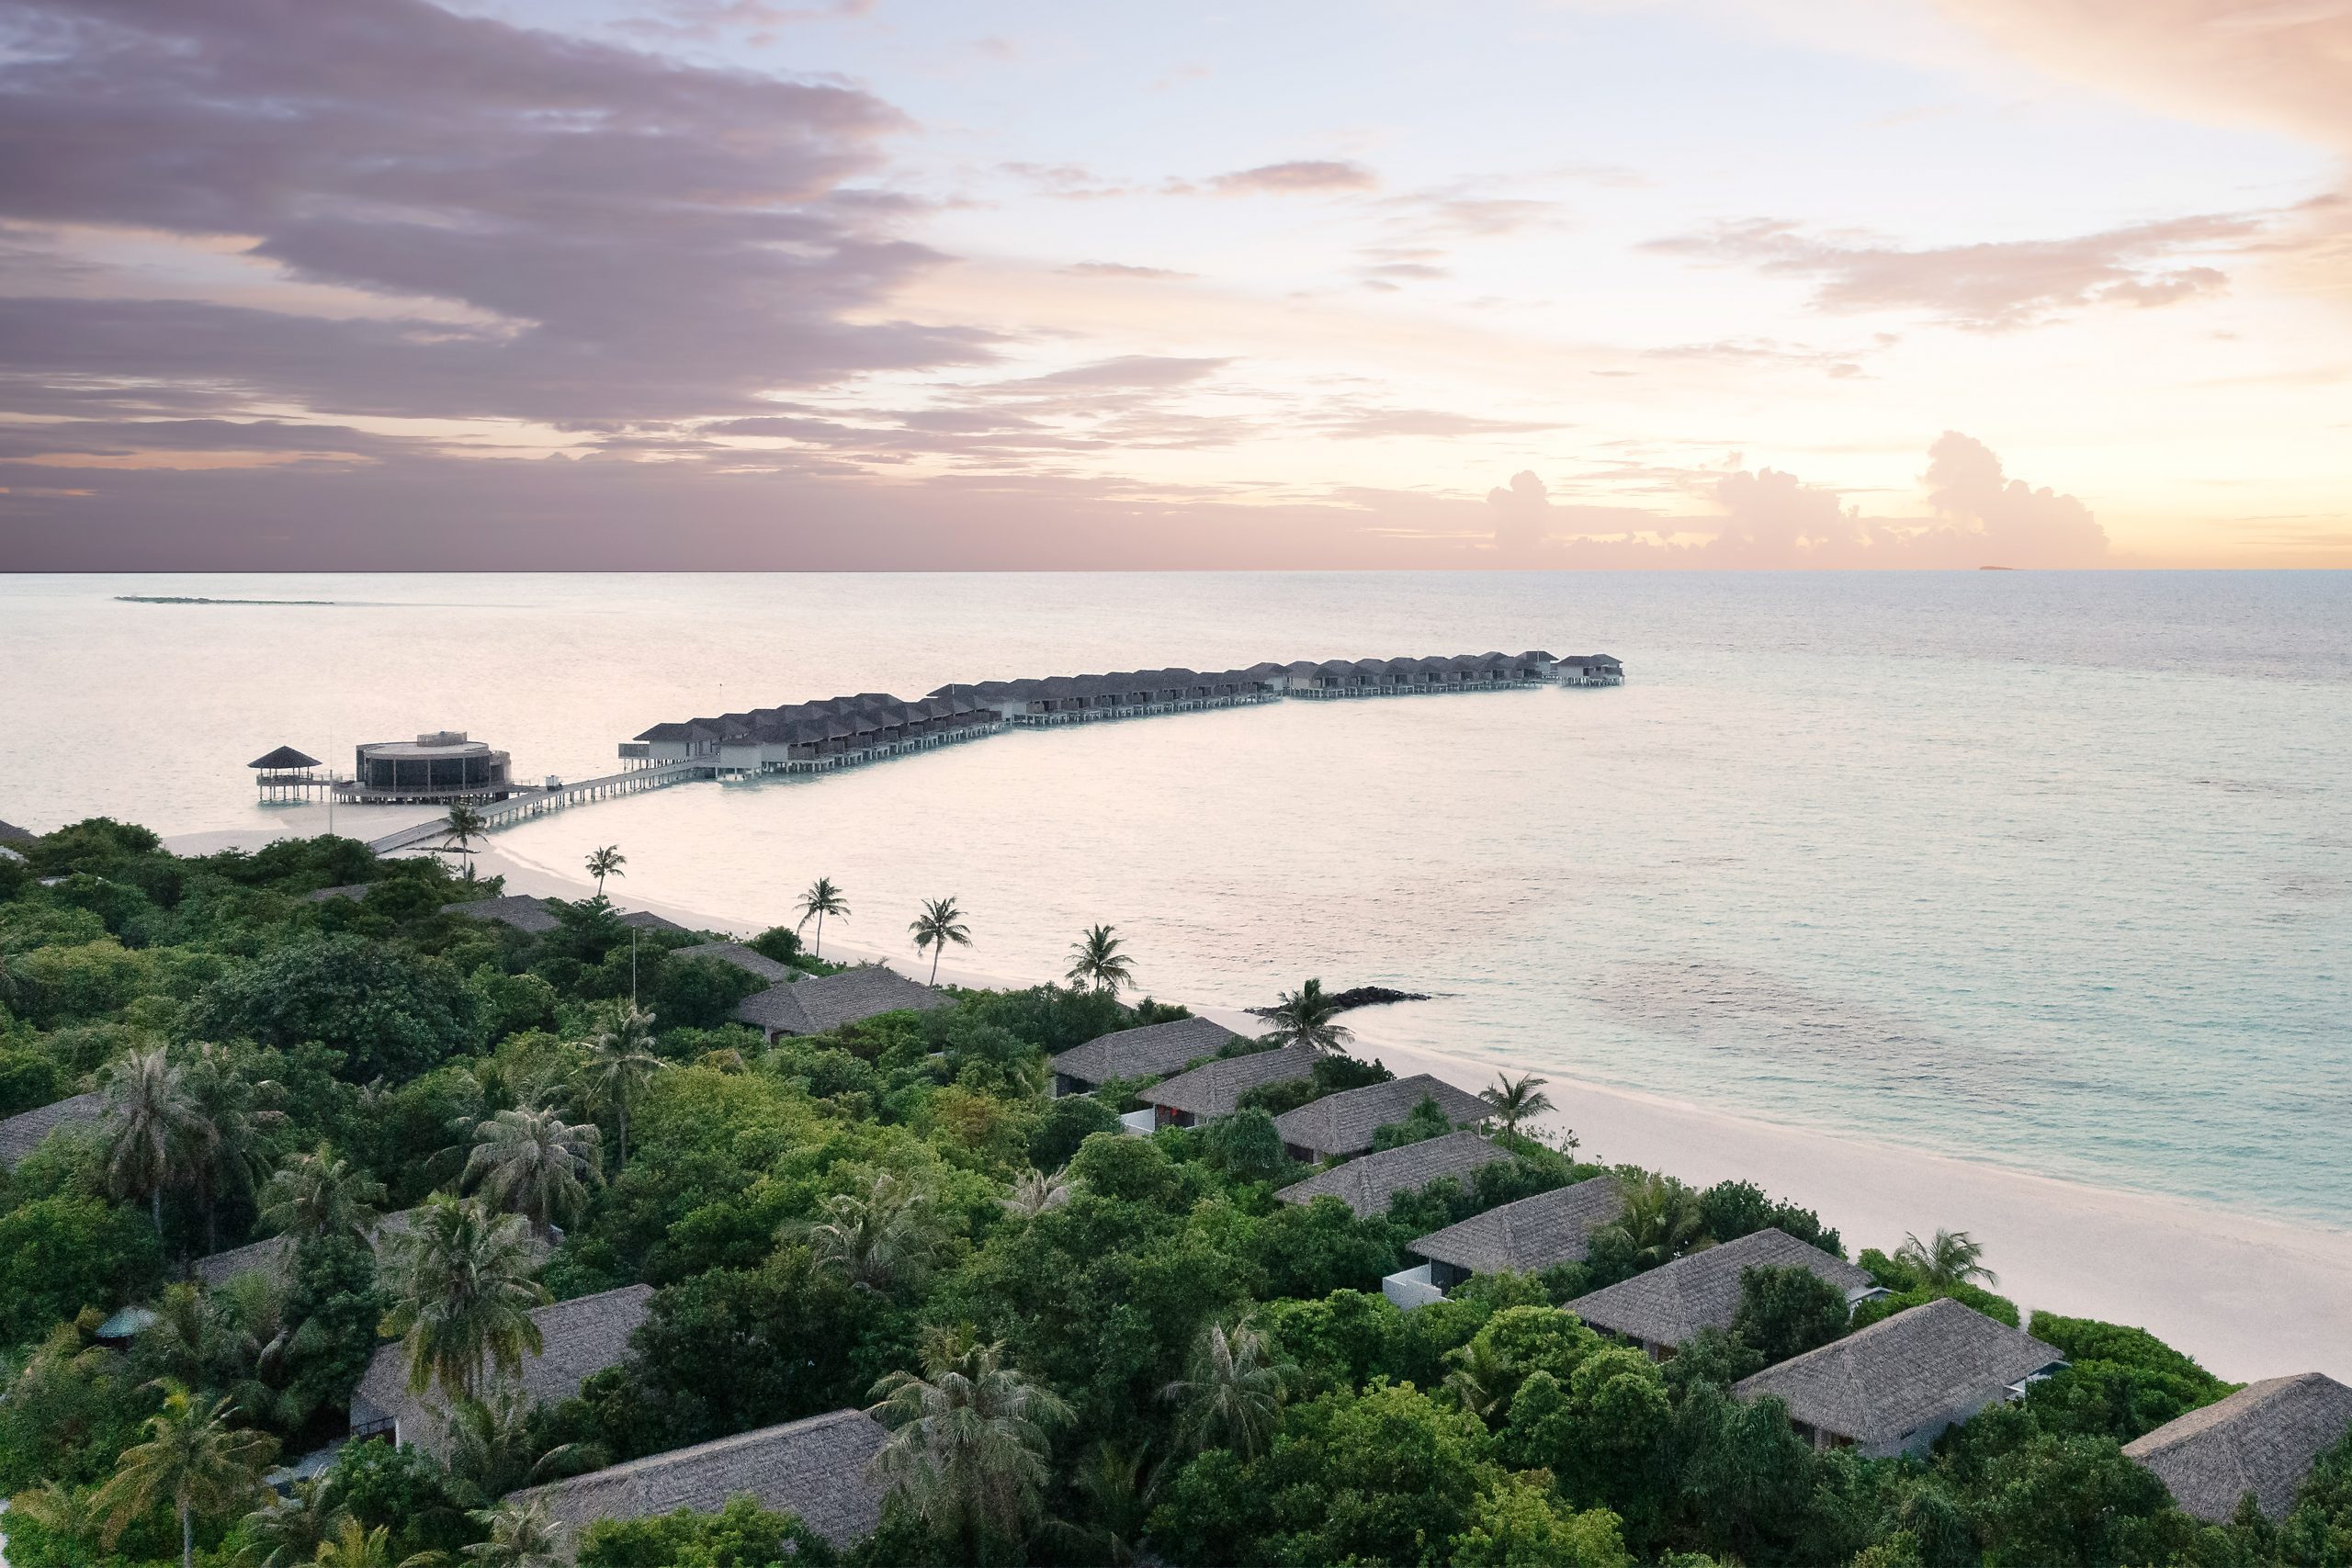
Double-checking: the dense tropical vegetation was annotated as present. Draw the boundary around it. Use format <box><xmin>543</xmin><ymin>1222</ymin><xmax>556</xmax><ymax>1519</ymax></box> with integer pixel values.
<box><xmin>0</xmin><ymin>818</ymin><xmax>2346</xmax><ymax>1567</ymax></box>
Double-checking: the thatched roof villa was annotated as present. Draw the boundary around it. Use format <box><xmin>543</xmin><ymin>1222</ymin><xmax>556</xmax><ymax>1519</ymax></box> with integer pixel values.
<box><xmin>351</xmin><ymin>1282</ymin><xmax>652</xmax><ymax>1457</ymax></box>
<box><xmin>1272</xmin><ymin>1073</ymin><xmax>1491</xmax><ymax>1163</ymax></box>
<box><xmin>673</xmin><ymin>941</ymin><xmax>797</xmax><ymax>984</ymax></box>
<box><xmin>733</xmin><ymin>966</ymin><xmax>951</xmax><ymax>1040</ymax></box>
<box><xmin>511</xmin><ymin>1407</ymin><xmax>889</xmax><ymax>1558</ymax></box>
<box><xmin>1566</xmin><ymin>1227</ymin><xmax>1880</xmax><ymax>1359</ymax></box>
<box><xmin>0</xmin><ymin>1091</ymin><xmax>106</xmax><ymax>1169</ymax></box>
<box><xmin>1277</xmin><ymin>1130</ymin><xmax>1511</xmax><ymax>1220</ymax></box>
<box><xmin>1048</xmin><ymin>1014</ymin><xmax>1243</xmax><ymax>1096</ymax></box>
<box><xmin>2123</xmin><ymin>1372</ymin><xmax>2352</xmax><ymax>1522</ymax></box>
<box><xmin>1136</xmin><ymin>1042</ymin><xmax>1319</xmax><ymax>1128</ymax></box>
<box><xmin>1732</xmin><ymin>1296</ymin><xmax>2066</xmax><ymax>1457</ymax></box>
<box><xmin>1415</xmin><ymin>1176</ymin><xmax>1625</xmax><ymax>1282</ymax></box>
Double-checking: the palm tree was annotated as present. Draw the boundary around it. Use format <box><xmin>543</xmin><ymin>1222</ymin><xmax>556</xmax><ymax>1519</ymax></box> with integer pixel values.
<box><xmin>443</xmin><ymin>1389</ymin><xmax>605</xmax><ymax>1507</ymax></box>
<box><xmin>582</xmin><ymin>845</ymin><xmax>625</xmax><ymax>896</ymax></box>
<box><xmin>232</xmin><ymin>1473</ymin><xmax>345</xmax><ymax>1567</ymax></box>
<box><xmin>181</xmin><ymin>1043</ymin><xmax>287</xmax><ymax>1254</ymax></box>
<box><xmin>909</xmin><ymin>897</ymin><xmax>971</xmax><ymax>985</ymax></box>
<box><xmin>1263</xmin><ymin>978</ymin><xmax>1354</xmax><ymax>1055</ymax></box>
<box><xmin>95</xmin><ymin>1381</ymin><xmax>277</xmax><ymax>1568</ymax></box>
<box><xmin>378</xmin><ymin>1196</ymin><xmax>551</xmax><ymax>1404</ymax></box>
<box><xmin>1615</xmin><ymin>1172</ymin><xmax>1705</xmax><ymax>1269</ymax></box>
<box><xmin>102</xmin><ymin>1045</ymin><xmax>211</xmax><ymax>1229</ymax></box>
<box><xmin>1048</xmin><ymin>1442</ymin><xmax>1165</xmax><ymax>1566</ymax></box>
<box><xmin>462</xmin><ymin>1100</ymin><xmax>603</xmax><ymax>1238</ymax></box>
<box><xmin>1065</xmin><ymin>923</ymin><xmax>1136</xmax><ymax>994</ymax></box>
<box><xmin>867</xmin><ymin>1325</ymin><xmax>1071</xmax><ymax>1557</ymax></box>
<box><xmin>9</xmin><ymin>1478</ymin><xmax>103</xmax><ymax>1562</ymax></box>
<box><xmin>1161</xmin><ymin>1317</ymin><xmax>1291</xmax><ymax>1459</ymax></box>
<box><xmin>804</xmin><ymin>1170</ymin><xmax>942</xmax><ymax>1293</ymax></box>
<box><xmin>796</xmin><ymin>876</ymin><xmax>849</xmax><ymax>960</ymax></box>
<box><xmin>1001</xmin><ymin>1168</ymin><xmax>1070</xmax><ymax>1220</ymax></box>
<box><xmin>1895</xmin><ymin>1228</ymin><xmax>1999</xmax><ymax>1290</ymax></box>
<box><xmin>257</xmin><ymin>1145</ymin><xmax>385</xmax><ymax>1246</ymax></box>
<box><xmin>462</xmin><ymin>1497</ymin><xmax>569</xmax><ymax>1566</ymax></box>
<box><xmin>1479</xmin><ymin>1072</ymin><xmax>1555</xmax><ymax>1136</ymax></box>
<box><xmin>311</xmin><ymin>1517</ymin><xmax>401</xmax><ymax>1568</ymax></box>
<box><xmin>440</xmin><ymin>802</ymin><xmax>489</xmax><ymax>881</ymax></box>
<box><xmin>577</xmin><ymin>1005</ymin><xmax>662</xmax><ymax>1170</ymax></box>
<box><xmin>1442</xmin><ymin>1334</ymin><xmax>1511</xmax><ymax>1422</ymax></box>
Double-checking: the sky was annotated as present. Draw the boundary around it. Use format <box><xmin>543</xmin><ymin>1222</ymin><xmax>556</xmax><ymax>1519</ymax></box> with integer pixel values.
<box><xmin>1</xmin><ymin>0</ymin><xmax>2347</xmax><ymax>570</ymax></box>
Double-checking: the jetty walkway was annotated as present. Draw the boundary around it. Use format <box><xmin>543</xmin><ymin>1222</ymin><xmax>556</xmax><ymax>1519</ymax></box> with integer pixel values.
<box><xmin>368</xmin><ymin>650</ymin><xmax>1622</xmax><ymax>853</ymax></box>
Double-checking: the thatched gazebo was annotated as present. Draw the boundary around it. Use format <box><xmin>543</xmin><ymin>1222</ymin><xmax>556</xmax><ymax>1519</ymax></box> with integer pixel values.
<box><xmin>250</xmin><ymin>744</ymin><xmax>322</xmax><ymax>801</ymax></box>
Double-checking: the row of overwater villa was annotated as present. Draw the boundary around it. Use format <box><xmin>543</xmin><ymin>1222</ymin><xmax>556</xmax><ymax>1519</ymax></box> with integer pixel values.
<box><xmin>621</xmin><ymin>650</ymin><xmax>1623</xmax><ymax>776</ymax></box>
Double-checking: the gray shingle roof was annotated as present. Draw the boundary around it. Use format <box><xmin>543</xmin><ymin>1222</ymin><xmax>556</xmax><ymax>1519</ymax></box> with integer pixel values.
<box><xmin>1409</xmin><ymin>1176</ymin><xmax>1626</xmax><ymax>1276</ymax></box>
<box><xmin>1276</xmin><ymin>1130</ymin><xmax>1511</xmax><ymax>1219</ymax></box>
<box><xmin>441</xmin><ymin>894</ymin><xmax>562</xmax><ymax>933</ymax></box>
<box><xmin>1732</xmin><ymin>1297</ymin><xmax>2064</xmax><ymax>1450</ymax></box>
<box><xmin>1567</xmin><ymin>1227</ymin><xmax>1874</xmax><ymax>1349</ymax></box>
<box><xmin>0</xmin><ymin>818</ymin><xmax>36</xmax><ymax>844</ymax></box>
<box><xmin>1139</xmin><ymin>1043</ymin><xmax>1318</xmax><ymax>1119</ymax></box>
<box><xmin>616</xmin><ymin>910</ymin><xmax>689</xmax><ymax>933</ymax></box>
<box><xmin>1050</xmin><ymin>1015</ymin><xmax>1243</xmax><ymax>1088</ymax></box>
<box><xmin>733</xmin><ymin>966</ymin><xmax>950</xmax><ymax>1037</ymax></box>
<box><xmin>1272</xmin><ymin>1074</ymin><xmax>1491</xmax><ymax>1158</ymax></box>
<box><xmin>191</xmin><ymin>1207</ymin><xmax>444</xmax><ymax>1289</ymax></box>
<box><xmin>2124</xmin><ymin>1372</ymin><xmax>2352</xmax><ymax>1522</ymax></box>
<box><xmin>352</xmin><ymin>1282</ymin><xmax>651</xmax><ymax>1458</ymax></box>
<box><xmin>303</xmin><ymin>883</ymin><xmax>373</xmax><ymax>904</ymax></box>
<box><xmin>0</xmin><ymin>1092</ymin><xmax>106</xmax><ymax>1168</ymax></box>
<box><xmin>673</xmin><ymin>942</ymin><xmax>796</xmax><ymax>984</ymax></box>
<box><xmin>512</xmin><ymin>1408</ymin><xmax>888</xmax><ymax>1555</ymax></box>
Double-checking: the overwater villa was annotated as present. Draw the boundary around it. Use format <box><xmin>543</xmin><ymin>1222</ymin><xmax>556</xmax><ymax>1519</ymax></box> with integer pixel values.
<box><xmin>350</xmin><ymin>1283</ymin><xmax>652</xmax><ymax>1457</ymax></box>
<box><xmin>1275</xmin><ymin>1130</ymin><xmax>1511</xmax><ymax>1219</ymax></box>
<box><xmin>1566</xmin><ymin>1227</ymin><xmax>1883</xmax><ymax>1359</ymax></box>
<box><xmin>1383</xmin><ymin>1175</ymin><xmax>1626</xmax><ymax>1309</ymax></box>
<box><xmin>1048</xmin><ymin>1014</ymin><xmax>1244</xmax><ymax>1097</ymax></box>
<box><xmin>512</xmin><ymin>1408</ymin><xmax>889</xmax><ymax>1556</ymax></box>
<box><xmin>1272</xmin><ymin>1073</ymin><xmax>1493</xmax><ymax>1163</ymax></box>
<box><xmin>1136</xmin><ymin>1042</ymin><xmax>1319</xmax><ymax>1128</ymax></box>
<box><xmin>1732</xmin><ymin>1297</ymin><xmax>2066</xmax><ymax>1457</ymax></box>
<box><xmin>2123</xmin><ymin>1371</ymin><xmax>2352</xmax><ymax>1522</ymax></box>
<box><xmin>618</xmin><ymin>649</ymin><xmax>1618</xmax><ymax>778</ymax></box>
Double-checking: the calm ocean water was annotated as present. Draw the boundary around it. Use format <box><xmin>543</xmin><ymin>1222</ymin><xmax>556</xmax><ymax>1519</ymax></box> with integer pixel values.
<box><xmin>3</xmin><ymin>571</ymin><xmax>2346</xmax><ymax>1228</ymax></box>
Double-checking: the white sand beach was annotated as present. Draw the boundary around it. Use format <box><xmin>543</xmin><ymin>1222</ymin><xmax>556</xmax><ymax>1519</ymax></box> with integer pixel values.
<box><xmin>160</xmin><ymin>826</ymin><xmax>2352</xmax><ymax>1384</ymax></box>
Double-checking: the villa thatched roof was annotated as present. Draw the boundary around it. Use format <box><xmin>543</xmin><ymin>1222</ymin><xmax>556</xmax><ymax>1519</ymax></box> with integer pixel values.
<box><xmin>1272</xmin><ymin>1074</ymin><xmax>1492</xmax><ymax>1158</ymax></box>
<box><xmin>733</xmin><ymin>965</ymin><xmax>950</xmax><ymax>1038</ymax></box>
<box><xmin>1566</xmin><ymin>1228</ymin><xmax>1874</xmax><ymax>1350</ymax></box>
<box><xmin>0</xmin><ymin>1092</ymin><xmax>107</xmax><ymax>1168</ymax></box>
<box><xmin>0</xmin><ymin>818</ymin><xmax>35</xmax><ymax>844</ymax></box>
<box><xmin>1732</xmin><ymin>1297</ymin><xmax>2064</xmax><ymax>1453</ymax></box>
<box><xmin>673</xmin><ymin>942</ymin><xmax>796</xmax><ymax>984</ymax></box>
<box><xmin>441</xmin><ymin>894</ymin><xmax>563</xmax><ymax>933</ymax></box>
<box><xmin>1409</xmin><ymin>1177</ymin><xmax>1625</xmax><ymax>1277</ymax></box>
<box><xmin>1140</xmin><ymin>1043</ymin><xmax>1318</xmax><ymax>1119</ymax></box>
<box><xmin>1050</xmin><ymin>1015</ymin><xmax>1241</xmax><ymax>1088</ymax></box>
<box><xmin>352</xmin><ymin>1283</ymin><xmax>651</xmax><ymax>1458</ymax></box>
<box><xmin>1276</xmin><ymin>1130</ymin><xmax>1510</xmax><ymax>1219</ymax></box>
<box><xmin>2124</xmin><ymin>1372</ymin><xmax>2352</xmax><ymax>1522</ymax></box>
<box><xmin>513</xmin><ymin>1408</ymin><xmax>889</xmax><ymax>1554</ymax></box>
<box><xmin>248</xmin><ymin>745</ymin><xmax>320</xmax><ymax>770</ymax></box>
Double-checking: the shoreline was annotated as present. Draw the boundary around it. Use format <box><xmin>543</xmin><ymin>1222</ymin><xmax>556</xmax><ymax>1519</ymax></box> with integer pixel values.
<box><xmin>157</xmin><ymin>824</ymin><xmax>2352</xmax><ymax>1382</ymax></box>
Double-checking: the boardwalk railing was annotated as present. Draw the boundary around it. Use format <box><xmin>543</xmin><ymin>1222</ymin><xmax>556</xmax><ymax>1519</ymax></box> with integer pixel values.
<box><xmin>364</xmin><ymin>760</ymin><xmax>713</xmax><ymax>855</ymax></box>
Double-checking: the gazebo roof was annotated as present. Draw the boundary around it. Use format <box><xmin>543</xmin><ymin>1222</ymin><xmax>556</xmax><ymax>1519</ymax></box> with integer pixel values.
<box><xmin>249</xmin><ymin>745</ymin><xmax>321</xmax><ymax>770</ymax></box>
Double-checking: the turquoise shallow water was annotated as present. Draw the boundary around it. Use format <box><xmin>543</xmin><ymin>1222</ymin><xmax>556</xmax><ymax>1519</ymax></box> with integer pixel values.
<box><xmin>3</xmin><ymin>571</ymin><xmax>2346</xmax><ymax>1226</ymax></box>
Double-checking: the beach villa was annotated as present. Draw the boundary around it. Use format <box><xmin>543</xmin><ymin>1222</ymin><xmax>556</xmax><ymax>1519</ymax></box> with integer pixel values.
<box><xmin>1136</xmin><ymin>1043</ymin><xmax>1319</xmax><ymax>1128</ymax></box>
<box><xmin>671</xmin><ymin>941</ymin><xmax>797</xmax><ymax>985</ymax></box>
<box><xmin>350</xmin><ymin>1283</ymin><xmax>652</xmax><ymax>1458</ymax></box>
<box><xmin>1732</xmin><ymin>1296</ymin><xmax>2066</xmax><ymax>1456</ymax></box>
<box><xmin>2122</xmin><ymin>1372</ymin><xmax>2352</xmax><ymax>1522</ymax></box>
<box><xmin>1047</xmin><ymin>1014</ymin><xmax>1243</xmax><ymax>1097</ymax></box>
<box><xmin>441</xmin><ymin>895</ymin><xmax>685</xmax><ymax>936</ymax></box>
<box><xmin>1566</xmin><ymin>1227</ymin><xmax>1882</xmax><ymax>1359</ymax></box>
<box><xmin>1383</xmin><ymin>1176</ymin><xmax>1626</xmax><ymax>1309</ymax></box>
<box><xmin>1272</xmin><ymin>1074</ymin><xmax>1493</xmax><ymax>1163</ymax></box>
<box><xmin>731</xmin><ymin>965</ymin><xmax>951</xmax><ymax>1041</ymax></box>
<box><xmin>1276</xmin><ymin>1130</ymin><xmax>1512</xmax><ymax>1220</ymax></box>
<box><xmin>511</xmin><ymin>1408</ymin><xmax>889</xmax><ymax>1558</ymax></box>
<box><xmin>0</xmin><ymin>1091</ymin><xmax>106</xmax><ymax>1169</ymax></box>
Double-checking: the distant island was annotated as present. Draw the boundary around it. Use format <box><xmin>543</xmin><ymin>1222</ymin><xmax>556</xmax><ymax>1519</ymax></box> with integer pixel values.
<box><xmin>117</xmin><ymin>594</ymin><xmax>343</xmax><ymax>604</ymax></box>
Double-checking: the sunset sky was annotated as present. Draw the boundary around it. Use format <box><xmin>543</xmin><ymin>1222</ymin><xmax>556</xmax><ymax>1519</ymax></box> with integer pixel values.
<box><xmin>2</xmin><ymin>0</ymin><xmax>2347</xmax><ymax>569</ymax></box>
